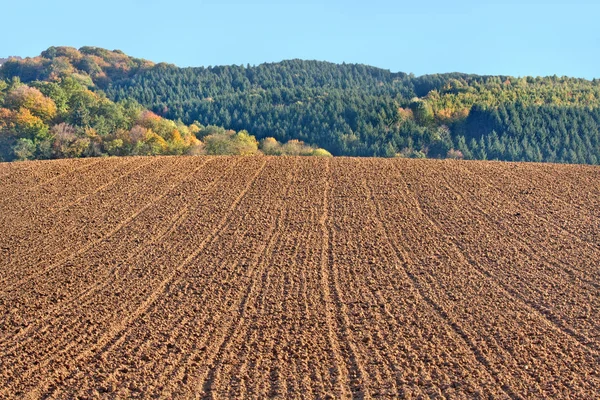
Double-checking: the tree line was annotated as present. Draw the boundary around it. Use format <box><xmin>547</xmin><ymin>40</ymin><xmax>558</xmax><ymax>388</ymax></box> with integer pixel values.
<box><xmin>2</xmin><ymin>46</ymin><xmax>600</xmax><ymax>163</ymax></box>
<box><xmin>0</xmin><ymin>48</ymin><xmax>330</xmax><ymax>161</ymax></box>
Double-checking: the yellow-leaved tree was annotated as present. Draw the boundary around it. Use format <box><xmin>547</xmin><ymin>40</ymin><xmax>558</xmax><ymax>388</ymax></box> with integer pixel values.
<box><xmin>5</xmin><ymin>85</ymin><xmax>57</xmax><ymax>122</ymax></box>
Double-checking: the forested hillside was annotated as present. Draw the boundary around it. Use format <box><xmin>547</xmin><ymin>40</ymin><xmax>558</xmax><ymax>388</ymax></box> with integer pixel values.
<box><xmin>2</xmin><ymin>46</ymin><xmax>600</xmax><ymax>162</ymax></box>
<box><xmin>0</xmin><ymin>48</ymin><xmax>329</xmax><ymax>161</ymax></box>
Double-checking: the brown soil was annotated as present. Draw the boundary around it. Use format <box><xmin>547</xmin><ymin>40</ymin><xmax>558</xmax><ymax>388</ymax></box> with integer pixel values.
<box><xmin>1</xmin><ymin>156</ymin><xmax>599</xmax><ymax>399</ymax></box>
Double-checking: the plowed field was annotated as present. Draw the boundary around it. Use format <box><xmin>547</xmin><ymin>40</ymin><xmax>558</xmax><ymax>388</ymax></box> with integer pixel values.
<box><xmin>1</xmin><ymin>156</ymin><xmax>599</xmax><ymax>399</ymax></box>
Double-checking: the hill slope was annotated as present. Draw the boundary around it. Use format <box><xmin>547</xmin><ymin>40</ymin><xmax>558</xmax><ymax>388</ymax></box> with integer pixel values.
<box><xmin>1</xmin><ymin>156</ymin><xmax>600</xmax><ymax>397</ymax></box>
<box><xmin>2</xmin><ymin>46</ymin><xmax>600</xmax><ymax>162</ymax></box>
<box><xmin>0</xmin><ymin>48</ymin><xmax>329</xmax><ymax>161</ymax></box>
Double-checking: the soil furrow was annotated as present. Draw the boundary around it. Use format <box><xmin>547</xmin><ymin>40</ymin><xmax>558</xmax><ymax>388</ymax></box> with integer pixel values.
<box><xmin>48</xmin><ymin>157</ymin><xmax>157</xmax><ymax>214</ymax></box>
<box><xmin>319</xmin><ymin>158</ymin><xmax>359</xmax><ymax>399</ymax></box>
<box><xmin>444</xmin><ymin>162</ymin><xmax>600</xmax><ymax>277</ymax></box>
<box><xmin>354</xmin><ymin>159</ymin><xmax>511</xmax><ymax>398</ymax></box>
<box><xmin>46</xmin><ymin>158</ymin><xmax>288</xmax><ymax>398</ymax></box>
<box><xmin>436</xmin><ymin>166</ymin><xmax>600</xmax><ymax>345</ymax></box>
<box><xmin>467</xmin><ymin>162</ymin><xmax>600</xmax><ymax>242</ymax></box>
<box><xmin>0</xmin><ymin>157</ymin><xmax>194</xmax><ymax>287</ymax></box>
<box><xmin>0</xmin><ymin>157</ymin><xmax>258</xmax><ymax>395</ymax></box>
<box><xmin>2</xmin><ymin>156</ymin><xmax>600</xmax><ymax>398</ymax></box>
<box><xmin>0</xmin><ymin>158</ymin><xmax>152</xmax><ymax>239</ymax></box>
<box><xmin>0</xmin><ymin>158</ymin><xmax>101</xmax><ymax>204</ymax></box>
<box><xmin>0</xmin><ymin>158</ymin><xmax>227</xmax><ymax>347</ymax></box>
<box><xmin>33</xmin><ymin>158</ymin><xmax>267</xmax><ymax>398</ymax></box>
<box><xmin>191</xmin><ymin>160</ymin><xmax>296</xmax><ymax>399</ymax></box>
<box><xmin>428</xmin><ymin>162</ymin><xmax>600</xmax><ymax>347</ymax></box>
<box><xmin>395</xmin><ymin>160</ymin><xmax>600</xmax><ymax>397</ymax></box>
<box><xmin>0</xmin><ymin>204</ymin><xmax>190</xmax><ymax>348</ymax></box>
<box><xmin>185</xmin><ymin>159</ymin><xmax>331</xmax><ymax>398</ymax></box>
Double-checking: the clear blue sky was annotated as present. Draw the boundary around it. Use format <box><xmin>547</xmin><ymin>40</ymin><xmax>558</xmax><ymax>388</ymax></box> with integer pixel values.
<box><xmin>2</xmin><ymin>0</ymin><xmax>598</xmax><ymax>78</ymax></box>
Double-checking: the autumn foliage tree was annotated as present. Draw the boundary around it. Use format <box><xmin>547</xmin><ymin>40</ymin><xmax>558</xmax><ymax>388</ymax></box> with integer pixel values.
<box><xmin>5</xmin><ymin>85</ymin><xmax>57</xmax><ymax>122</ymax></box>
<box><xmin>0</xmin><ymin>76</ymin><xmax>203</xmax><ymax>161</ymax></box>
<box><xmin>259</xmin><ymin>137</ymin><xmax>332</xmax><ymax>156</ymax></box>
<box><xmin>203</xmin><ymin>129</ymin><xmax>258</xmax><ymax>156</ymax></box>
